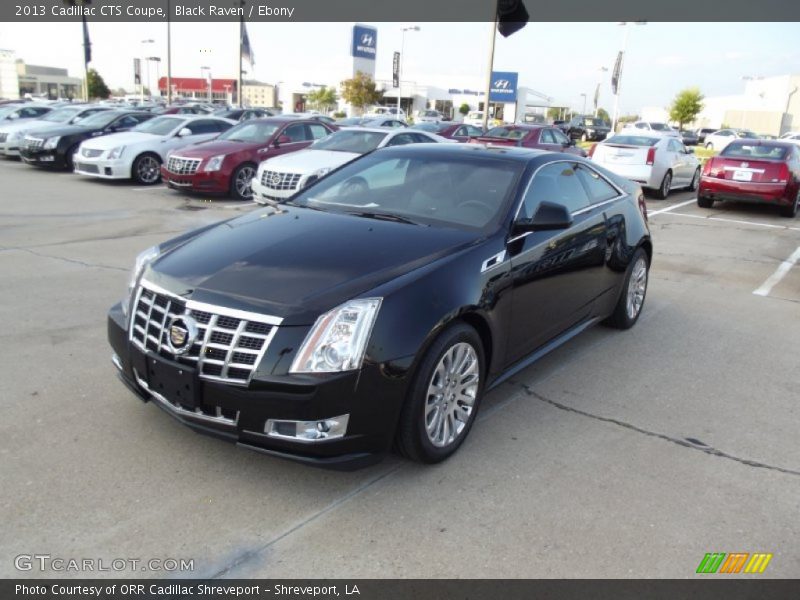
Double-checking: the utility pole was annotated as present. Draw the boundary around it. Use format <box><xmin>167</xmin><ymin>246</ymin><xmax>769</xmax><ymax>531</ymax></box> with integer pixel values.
<box><xmin>167</xmin><ymin>0</ymin><xmax>172</xmax><ymax>104</ymax></box>
<box><xmin>481</xmin><ymin>7</ymin><xmax>498</xmax><ymax>132</ymax></box>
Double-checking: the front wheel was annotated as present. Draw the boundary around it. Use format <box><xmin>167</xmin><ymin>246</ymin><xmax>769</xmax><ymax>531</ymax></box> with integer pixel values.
<box><xmin>688</xmin><ymin>167</ymin><xmax>701</xmax><ymax>191</ymax></box>
<box><xmin>654</xmin><ymin>170</ymin><xmax>672</xmax><ymax>199</ymax></box>
<box><xmin>132</xmin><ymin>153</ymin><xmax>162</xmax><ymax>185</ymax></box>
<box><xmin>395</xmin><ymin>323</ymin><xmax>484</xmax><ymax>463</ymax></box>
<box><xmin>65</xmin><ymin>143</ymin><xmax>79</xmax><ymax>171</ymax></box>
<box><xmin>705</xmin><ymin>142</ymin><xmax>714</xmax><ymax>150</ymax></box>
<box><xmin>230</xmin><ymin>163</ymin><xmax>256</xmax><ymax>200</ymax></box>
<box><xmin>603</xmin><ymin>247</ymin><xmax>649</xmax><ymax>330</ymax></box>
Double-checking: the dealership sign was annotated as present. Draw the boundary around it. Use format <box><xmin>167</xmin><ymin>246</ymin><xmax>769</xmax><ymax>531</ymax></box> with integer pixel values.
<box><xmin>351</xmin><ymin>25</ymin><xmax>377</xmax><ymax>60</ymax></box>
<box><xmin>489</xmin><ymin>71</ymin><xmax>518</xmax><ymax>103</ymax></box>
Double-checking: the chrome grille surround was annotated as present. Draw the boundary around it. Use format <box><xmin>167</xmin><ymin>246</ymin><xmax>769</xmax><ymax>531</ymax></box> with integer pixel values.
<box><xmin>260</xmin><ymin>170</ymin><xmax>302</xmax><ymax>191</ymax></box>
<box><xmin>22</xmin><ymin>136</ymin><xmax>44</xmax><ymax>151</ymax></box>
<box><xmin>167</xmin><ymin>156</ymin><xmax>202</xmax><ymax>175</ymax></box>
<box><xmin>129</xmin><ymin>279</ymin><xmax>282</xmax><ymax>386</ymax></box>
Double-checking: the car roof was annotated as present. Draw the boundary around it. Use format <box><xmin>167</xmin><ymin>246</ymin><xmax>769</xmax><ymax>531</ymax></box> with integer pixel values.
<box><xmin>338</xmin><ymin>127</ymin><xmax>392</xmax><ymax>134</ymax></box>
<box><xmin>377</xmin><ymin>141</ymin><xmax>547</xmax><ymax>162</ymax></box>
<box><xmin>486</xmin><ymin>123</ymin><xmax>546</xmax><ymax>130</ymax></box>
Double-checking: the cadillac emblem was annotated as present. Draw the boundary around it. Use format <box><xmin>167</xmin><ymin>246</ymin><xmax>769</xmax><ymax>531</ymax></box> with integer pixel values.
<box><xmin>741</xmin><ymin>162</ymin><xmax>749</xmax><ymax>168</ymax></box>
<box><xmin>270</xmin><ymin>173</ymin><xmax>283</xmax><ymax>186</ymax></box>
<box><xmin>174</xmin><ymin>159</ymin><xmax>184</xmax><ymax>171</ymax></box>
<box><xmin>167</xmin><ymin>315</ymin><xmax>198</xmax><ymax>355</ymax></box>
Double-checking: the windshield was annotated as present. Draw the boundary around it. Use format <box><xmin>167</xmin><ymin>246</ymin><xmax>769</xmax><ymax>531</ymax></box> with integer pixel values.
<box><xmin>131</xmin><ymin>116</ymin><xmax>184</xmax><ymax>135</ymax></box>
<box><xmin>336</xmin><ymin>118</ymin><xmax>364</xmax><ymax>126</ymax></box>
<box><xmin>217</xmin><ymin>120</ymin><xmax>279</xmax><ymax>142</ymax></box>
<box><xmin>0</xmin><ymin>106</ymin><xmax>20</xmax><ymax>118</ymax></box>
<box><xmin>76</xmin><ymin>111</ymin><xmax>122</xmax><ymax>128</ymax></box>
<box><xmin>41</xmin><ymin>108</ymin><xmax>82</xmax><ymax>123</ymax></box>
<box><xmin>605</xmin><ymin>135</ymin><xmax>659</xmax><ymax>147</ymax></box>
<box><xmin>311</xmin><ymin>130</ymin><xmax>386</xmax><ymax>153</ymax></box>
<box><xmin>421</xmin><ymin>111</ymin><xmax>439</xmax><ymax>117</ymax></box>
<box><xmin>484</xmin><ymin>127</ymin><xmax>526</xmax><ymax>140</ymax></box>
<box><xmin>290</xmin><ymin>153</ymin><xmax>523</xmax><ymax>230</ymax></box>
<box><xmin>721</xmin><ymin>143</ymin><xmax>787</xmax><ymax>160</ymax></box>
<box><xmin>738</xmin><ymin>131</ymin><xmax>758</xmax><ymax>139</ymax></box>
<box><xmin>583</xmin><ymin>118</ymin><xmax>604</xmax><ymax>126</ymax></box>
<box><xmin>649</xmin><ymin>123</ymin><xmax>670</xmax><ymax>131</ymax></box>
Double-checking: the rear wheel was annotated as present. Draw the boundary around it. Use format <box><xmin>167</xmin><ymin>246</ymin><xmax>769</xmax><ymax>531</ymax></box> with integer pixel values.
<box><xmin>697</xmin><ymin>195</ymin><xmax>714</xmax><ymax>208</ymax></box>
<box><xmin>705</xmin><ymin>142</ymin><xmax>714</xmax><ymax>150</ymax></box>
<box><xmin>132</xmin><ymin>152</ymin><xmax>161</xmax><ymax>185</ymax></box>
<box><xmin>687</xmin><ymin>167</ymin><xmax>701</xmax><ymax>191</ymax></box>
<box><xmin>395</xmin><ymin>323</ymin><xmax>484</xmax><ymax>464</ymax></box>
<box><xmin>230</xmin><ymin>163</ymin><xmax>256</xmax><ymax>200</ymax></box>
<box><xmin>779</xmin><ymin>191</ymin><xmax>799</xmax><ymax>218</ymax></box>
<box><xmin>65</xmin><ymin>143</ymin><xmax>79</xmax><ymax>171</ymax></box>
<box><xmin>654</xmin><ymin>170</ymin><xmax>672</xmax><ymax>199</ymax></box>
<box><xmin>604</xmin><ymin>247</ymin><xmax>649</xmax><ymax>330</ymax></box>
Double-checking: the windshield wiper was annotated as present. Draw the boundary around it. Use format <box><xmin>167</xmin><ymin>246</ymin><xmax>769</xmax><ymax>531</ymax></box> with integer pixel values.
<box><xmin>346</xmin><ymin>211</ymin><xmax>421</xmax><ymax>226</ymax></box>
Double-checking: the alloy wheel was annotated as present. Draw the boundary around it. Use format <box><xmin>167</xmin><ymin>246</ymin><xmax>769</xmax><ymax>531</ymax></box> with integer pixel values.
<box><xmin>626</xmin><ymin>257</ymin><xmax>648</xmax><ymax>320</ymax></box>
<box><xmin>137</xmin><ymin>156</ymin><xmax>160</xmax><ymax>184</ymax></box>
<box><xmin>424</xmin><ymin>342</ymin><xmax>479</xmax><ymax>448</ymax></box>
<box><xmin>235</xmin><ymin>166</ymin><xmax>255</xmax><ymax>199</ymax></box>
<box><xmin>661</xmin><ymin>172</ymin><xmax>672</xmax><ymax>197</ymax></box>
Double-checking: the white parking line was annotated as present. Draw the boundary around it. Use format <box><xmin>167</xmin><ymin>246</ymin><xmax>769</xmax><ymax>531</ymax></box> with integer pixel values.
<box><xmin>648</xmin><ymin>199</ymin><xmax>696</xmax><ymax>216</ymax></box>
<box><xmin>132</xmin><ymin>185</ymin><xmax>166</xmax><ymax>192</ymax></box>
<box><xmin>666</xmin><ymin>211</ymin><xmax>800</xmax><ymax>232</ymax></box>
<box><xmin>753</xmin><ymin>246</ymin><xmax>800</xmax><ymax>297</ymax></box>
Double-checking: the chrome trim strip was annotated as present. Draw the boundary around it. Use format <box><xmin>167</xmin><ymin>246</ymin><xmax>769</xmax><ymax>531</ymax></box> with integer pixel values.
<box><xmin>722</xmin><ymin>166</ymin><xmax>765</xmax><ymax>174</ymax></box>
<box><xmin>111</xmin><ymin>353</ymin><xmax>123</xmax><ymax>372</ymax></box>
<box><xmin>481</xmin><ymin>250</ymin><xmax>507</xmax><ymax>273</ymax></box>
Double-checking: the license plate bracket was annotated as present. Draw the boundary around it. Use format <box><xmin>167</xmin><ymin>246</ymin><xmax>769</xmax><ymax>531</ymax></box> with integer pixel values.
<box><xmin>145</xmin><ymin>353</ymin><xmax>198</xmax><ymax>409</ymax></box>
<box><xmin>732</xmin><ymin>170</ymin><xmax>753</xmax><ymax>182</ymax></box>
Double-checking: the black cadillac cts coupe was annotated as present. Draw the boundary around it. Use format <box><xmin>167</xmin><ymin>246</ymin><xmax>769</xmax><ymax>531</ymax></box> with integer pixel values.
<box><xmin>108</xmin><ymin>144</ymin><xmax>652</xmax><ymax>469</ymax></box>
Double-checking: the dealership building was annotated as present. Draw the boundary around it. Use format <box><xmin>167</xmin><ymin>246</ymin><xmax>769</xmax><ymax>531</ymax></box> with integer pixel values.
<box><xmin>0</xmin><ymin>49</ymin><xmax>82</xmax><ymax>100</ymax></box>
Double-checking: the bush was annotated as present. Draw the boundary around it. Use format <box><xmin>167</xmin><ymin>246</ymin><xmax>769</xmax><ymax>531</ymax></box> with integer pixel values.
<box><xmin>333</xmin><ymin>111</ymin><xmax>346</xmax><ymax>118</ymax></box>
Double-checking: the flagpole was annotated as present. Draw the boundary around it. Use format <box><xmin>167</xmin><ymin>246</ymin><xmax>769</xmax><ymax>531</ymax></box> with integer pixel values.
<box><xmin>481</xmin><ymin>0</ymin><xmax>499</xmax><ymax>132</ymax></box>
<box><xmin>167</xmin><ymin>0</ymin><xmax>172</xmax><ymax>104</ymax></box>
<box><xmin>238</xmin><ymin>12</ymin><xmax>244</xmax><ymax>107</ymax></box>
<box><xmin>83</xmin><ymin>16</ymin><xmax>89</xmax><ymax>100</ymax></box>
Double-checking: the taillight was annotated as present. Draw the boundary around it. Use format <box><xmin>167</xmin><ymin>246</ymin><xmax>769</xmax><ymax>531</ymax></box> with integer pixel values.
<box><xmin>646</xmin><ymin>147</ymin><xmax>656</xmax><ymax>166</ymax></box>
<box><xmin>588</xmin><ymin>143</ymin><xmax>597</xmax><ymax>158</ymax></box>
<box><xmin>638</xmin><ymin>193</ymin><xmax>648</xmax><ymax>222</ymax></box>
<box><xmin>702</xmin><ymin>158</ymin><xmax>712</xmax><ymax>175</ymax></box>
<box><xmin>776</xmin><ymin>163</ymin><xmax>789</xmax><ymax>183</ymax></box>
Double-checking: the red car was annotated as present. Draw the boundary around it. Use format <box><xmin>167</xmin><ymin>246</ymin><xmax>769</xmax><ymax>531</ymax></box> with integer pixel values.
<box><xmin>469</xmin><ymin>124</ymin><xmax>587</xmax><ymax>156</ymax></box>
<box><xmin>410</xmin><ymin>122</ymin><xmax>485</xmax><ymax>142</ymax></box>
<box><xmin>698</xmin><ymin>140</ymin><xmax>800</xmax><ymax>218</ymax></box>
<box><xmin>161</xmin><ymin>117</ymin><xmax>336</xmax><ymax>199</ymax></box>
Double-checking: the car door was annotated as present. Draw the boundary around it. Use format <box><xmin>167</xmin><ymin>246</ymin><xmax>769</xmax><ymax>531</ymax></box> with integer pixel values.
<box><xmin>665</xmin><ymin>138</ymin><xmax>690</xmax><ymax>184</ymax></box>
<box><xmin>270</xmin><ymin>122</ymin><xmax>314</xmax><ymax>158</ymax></box>
<box><xmin>505</xmin><ymin>161</ymin><xmax>610</xmax><ymax>361</ymax></box>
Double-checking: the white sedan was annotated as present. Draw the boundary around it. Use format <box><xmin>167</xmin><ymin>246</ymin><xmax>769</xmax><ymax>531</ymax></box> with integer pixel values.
<box><xmin>251</xmin><ymin>127</ymin><xmax>451</xmax><ymax>203</ymax></box>
<box><xmin>590</xmin><ymin>133</ymin><xmax>701</xmax><ymax>198</ymax></box>
<box><xmin>703</xmin><ymin>128</ymin><xmax>759</xmax><ymax>152</ymax></box>
<box><xmin>73</xmin><ymin>115</ymin><xmax>235</xmax><ymax>184</ymax></box>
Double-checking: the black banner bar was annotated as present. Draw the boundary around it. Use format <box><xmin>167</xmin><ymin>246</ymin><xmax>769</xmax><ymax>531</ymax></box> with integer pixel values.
<box><xmin>4</xmin><ymin>0</ymin><xmax>800</xmax><ymax>22</ymax></box>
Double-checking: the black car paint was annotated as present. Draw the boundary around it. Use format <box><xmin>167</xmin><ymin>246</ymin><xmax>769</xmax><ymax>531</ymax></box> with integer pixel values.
<box><xmin>19</xmin><ymin>111</ymin><xmax>153</xmax><ymax>169</ymax></box>
<box><xmin>567</xmin><ymin>116</ymin><xmax>611</xmax><ymax>141</ymax></box>
<box><xmin>107</xmin><ymin>145</ymin><xmax>651</xmax><ymax>468</ymax></box>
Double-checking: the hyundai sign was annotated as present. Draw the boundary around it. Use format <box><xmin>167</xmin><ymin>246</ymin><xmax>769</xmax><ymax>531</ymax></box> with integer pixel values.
<box><xmin>352</xmin><ymin>25</ymin><xmax>377</xmax><ymax>60</ymax></box>
<box><xmin>489</xmin><ymin>71</ymin><xmax>518</xmax><ymax>103</ymax></box>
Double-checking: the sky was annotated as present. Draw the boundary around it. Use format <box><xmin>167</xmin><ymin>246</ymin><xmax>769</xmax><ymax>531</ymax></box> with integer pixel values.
<box><xmin>0</xmin><ymin>21</ymin><xmax>797</xmax><ymax>113</ymax></box>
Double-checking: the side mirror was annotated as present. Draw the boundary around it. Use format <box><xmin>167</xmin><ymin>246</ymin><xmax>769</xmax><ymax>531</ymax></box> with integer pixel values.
<box><xmin>566</xmin><ymin>139</ymin><xmax>576</xmax><ymax>147</ymax></box>
<box><xmin>177</xmin><ymin>127</ymin><xmax>192</xmax><ymax>137</ymax></box>
<box><xmin>513</xmin><ymin>201</ymin><xmax>573</xmax><ymax>234</ymax></box>
<box><xmin>274</xmin><ymin>135</ymin><xmax>292</xmax><ymax>147</ymax></box>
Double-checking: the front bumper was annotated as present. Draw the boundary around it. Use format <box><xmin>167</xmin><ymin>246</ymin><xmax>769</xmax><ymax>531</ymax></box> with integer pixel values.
<box><xmin>107</xmin><ymin>303</ymin><xmax>410</xmax><ymax>470</ymax></box>
<box><xmin>161</xmin><ymin>166</ymin><xmax>231</xmax><ymax>194</ymax></box>
<box><xmin>74</xmin><ymin>156</ymin><xmax>131</xmax><ymax>179</ymax></box>
<box><xmin>251</xmin><ymin>176</ymin><xmax>298</xmax><ymax>202</ymax></box>
<box><xmin>0</xmin><ymin>140</ymin><xmax>22</xmax><ymax>156</ymax></box>
<box><xmin>19</xmin><ymin>147</ymin><xmax>66</xmax><ymax>168</ymax></box>
<box><xmin>699</xmin><ymin>177</ymin><xmax>792</xmax><ymax>205</ymax></box>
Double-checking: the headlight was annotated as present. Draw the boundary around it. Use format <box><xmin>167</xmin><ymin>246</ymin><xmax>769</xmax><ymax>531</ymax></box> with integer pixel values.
<box><xmin>290</xmin><ymin>298</ymin><xmax>382</xmax><ymax>373</ymax></box>
<box><xmin>108</xmin><ymin>146</ymin><xmax>125</xmax><ymax>159</ymax></box>
<box><xmin>204</xmin><ymin>154</ymin><xmax>226</xmax><ymax>171</ymax></box>
<box><xmin>43</xmin><ymin>136</ymin><xmax>60</xmax><ymax>150</ymax></box>
<box><xmin>121</xmin><ymin>245</ymin><xmax>160</xmax><ymax>318</ymax></box>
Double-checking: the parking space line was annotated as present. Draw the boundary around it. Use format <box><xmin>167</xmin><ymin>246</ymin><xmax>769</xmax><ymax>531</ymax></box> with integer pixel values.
<box><xmin>753</xmin><ymin>246</ymin><xmax>800</xmax><ymax>297</ymax></box>
<box><xmin>665</xmin><ymin>211</ymin><xmax>800</xmax><ymax>232</ymax></box>
<box><xmin>648</xmin><ymin>199</ymin><xmax>696</xmax><ymax>216</ymax></box>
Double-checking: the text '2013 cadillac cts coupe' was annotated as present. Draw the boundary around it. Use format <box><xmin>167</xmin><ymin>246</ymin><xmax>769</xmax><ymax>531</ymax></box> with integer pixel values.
<box><xmin>108</xmin><ymin>144</ymin><xmax>652</xmax><ymax>469</ymax></box>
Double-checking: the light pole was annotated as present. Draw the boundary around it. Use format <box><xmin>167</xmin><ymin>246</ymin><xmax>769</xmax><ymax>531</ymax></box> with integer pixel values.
<box><xmin>200</xmin><ymin>66</ymin><xmax>211</xmax><ymax>102</ymax></box>
<box><xmin>398</xmin><ymin>26</ymin><xmax>420</xmax><ymax>118</ymax></box>
<box><xmin>595</xmin><ymin>66</ymin><xmax>608</xmax><ymax>117</ymax></box>
<box><xmin>140</xmin><ymin>39</ymin><xmax>154</xmax><ymax>103</ymax></box>
<box><xmin>610</xmin><ymin>21</ymin><xmax>646</xmax><ymax>133</ymax></box>
<box><xmin>580</xmin><ymin>93</ymin><xmax>587</xmax><ymax>115</ymax></box>
<box><xmin>148</xmin><ymin>57</ymin><xmax>161</xmax><ymax>98</ymax></box>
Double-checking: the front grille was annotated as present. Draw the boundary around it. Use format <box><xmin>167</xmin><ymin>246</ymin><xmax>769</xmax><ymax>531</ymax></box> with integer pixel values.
<box><xmin>167</xmin><ymin>156</ymin><xmax>202</xmax><ymax>175</ymax></box>
<box><xmin>129</xmin><ymin>280</ymin><xmax>282</xmax><ymax>386</ymax></box>
<box><xmin>22</xmin><ymin>136</ymin><xmax>43</xmax><ymax>151</ymax></box>
<box><xmin>0</xmin><ymin>133</ymin><xmax>7</xmax><ymax>143</ymax></box>
<box><xmin>261</xmin><ymin>170</ymin><xmax>302</xmax><ymax>191</ymax></box>
<box><xmin>75</xmin><ymin>163</ymin><xmax>99</xmax><ymax>174</ymax></box>
<box><xmin>81</xmin><ymin>147</ymin><xmax>103</xmax><ymax>158</ymax></box>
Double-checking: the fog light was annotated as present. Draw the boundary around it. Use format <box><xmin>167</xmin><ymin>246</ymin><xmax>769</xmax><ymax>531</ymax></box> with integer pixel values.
<box><xmin>105</xmin><ymin>167</ymin><xmax>113</xmax><ymax>176</ymax></box>
<box><xmin>265</xmin><ymin>414</ymin><xmax>349</xmax><ymax>442</ymax></box>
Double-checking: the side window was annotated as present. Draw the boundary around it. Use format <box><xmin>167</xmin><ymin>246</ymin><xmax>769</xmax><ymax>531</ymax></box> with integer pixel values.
<box><xmin>552</xmin><ymin>129</ymin><xmax>570</xmax><ymax>145</ymax></box>
<box><xmin>185</xmin><ymin>120</ymin><xmax>220</xmax><ymax>135</ymax></box>
<box><xmin>539</xmin><ymin>129</ymin><xmax>556</xmax><ymax>144</ymax></box>
<box><xmin>466</xmin><ymin>126</ymin><xmax>482</xmax><ymax>136</ymax></box>
<box><xmin>667</xmin><ymin>139</ymin><xmax>680</xmax><ymax>152</ymax></box>
<box><xmin>307</xmin><ymin>124</ymin><xmax>329</xmax><ymax>140</ymax></box>
<box><xmin>385</xmin><ymin>133</ymin><xmax>416</xmax><ymax>146</ymax></box>
<box><xmin>520</xmin><ymin>162</ymin><xmax>591</xmax><ymax>219</ymax></box>
<box><xmin>411</xmin><ymin>133</ymin><xmax>434</xmax><ymax>143</ymax></box>
<box><xmin>282</xmin><ymin>123</ymin><xmax>308</xmax><ymax>142</ymax></box>
<box><xmin>114</xmin><ymin>115</ymin><xmax>138</xmax><ymax>129</ymax></box>
<box><xmin>635</xmin><ymin>122</ymin><xmax>647</xmax><ymax>129</ymax></box>
<box><xmin>576</xmin><ymin>166</ymin><xmax>619</xmax><ymax>204</ymax></box>
<box><xmin>719</xmin><ymin>130</ymin><xmax>731</xmax><ymax>137</ymax></box>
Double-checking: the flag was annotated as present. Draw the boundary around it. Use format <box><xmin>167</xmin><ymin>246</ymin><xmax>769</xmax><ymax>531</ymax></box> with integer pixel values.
<box><xmin>593</xmin><ymin>83</ymin><xmax>600</xmax><ymax>111</ymax></box>
<box><xmin>82</xmin><ymin>17</ymin><xmax>92</xmax><ymax>64</ymax></box>
<box><xmin>241</xmin><ymin>21</ymin><xmax>254</xmax><ymax>66</ymax></box>
<box><xmin>497</xmin><ymin>0</ymin><xmax>529</xmax><ymax>38</ymax></box>
<box><xmin>611</xmin><ymin>51</ymin><xmax>623</xmax><ymax>95</ymax></box>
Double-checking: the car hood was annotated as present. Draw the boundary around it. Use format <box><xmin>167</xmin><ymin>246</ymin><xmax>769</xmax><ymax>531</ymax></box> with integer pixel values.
<box><xmin>81</xmin><ymin>131</ymin><xmax>164</xmax><ymax>149</ymax></box>
<box><xmin>0</xmin><ymin>118</ymin><xmax>53</xmax><ymax>134</ymax></box>
<box><xmin>259</xmin><ymin>149</ymin><xmax>360</xmax><ymax>174</ymax></box>
<box><xmin>25</xmin><ymin>124</ymin><xmax>93</xmax><ymax>138</ymax></box>
<box><xmin>147</xmin><ymin>205</ymin><xmax>476</xmax><ymax>325</ymax></box>
<box><xmin>171</xmin><ymin>139</ymin><xmax>261</xmax><ymax>157</ymax></box>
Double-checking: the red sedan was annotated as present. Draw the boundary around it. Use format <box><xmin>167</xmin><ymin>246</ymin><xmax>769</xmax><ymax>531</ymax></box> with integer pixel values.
<box><xmin>469</xmin><ymin>124</ymin><xmax>587</xmax><ymax>156</ymax></box>
<box><xmin>161</xmin><ymin>117</ymin><xmax>335</xmax><ymax>199</ymax></box>
<box><xmin>698</xmin><ymin>140</ymin><xmax>800</xmax><ymax>218</ymax></box>
<box><xmin>410</xmin><ymin>122</ymin><xmax>485</xmax><ymax>142</ymax></box>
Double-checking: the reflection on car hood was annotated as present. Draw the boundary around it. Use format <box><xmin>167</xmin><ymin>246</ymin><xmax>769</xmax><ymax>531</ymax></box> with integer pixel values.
<box><xmin>0</xmin><ymin>118</ymin><xmax>53</xmax><ymax>134</ymax></box>
<box><xmin>80</xmin><ymin>131</ymin><xmax>167</xmax><ymax>149</ymax></box>
<box><xmin>259</xmin><ymin>149</ymin><xmax>360</xmax><ymax>174</ymax></box>
<box><xmin>23</xmin><ymin>124</ymin><xmax>93</xmax><ymax>138</ymax></box>
<box><xmin>173</xmin><ymin>139</ymin><xmax>263</xmax><ymax>157</ymax></box>
<box><xmin>147</xmin><ymin>205</ymin><xmax>475</xmax><ymax>325</ymax></box>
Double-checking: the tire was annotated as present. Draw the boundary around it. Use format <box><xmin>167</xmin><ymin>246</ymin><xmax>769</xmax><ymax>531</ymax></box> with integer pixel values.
<box><xmin>132</xmin><ymin>152</ymin><xmax>162</xmax><ymax>185</ymax></box>
<box><xmin>603</xmin><ymin>247</ymin><xmax>649</xmax><ymax>330</ymax></box>
<box><xmin>705</xmin><ymin>142</ymin><xmax>714</xmax><ymax>150</ymax></box>
<box><xmin>65</xmin><ymin>143</ymin><xmax>79</xmax><ymax>171</ymax></box>
<box><xmin>697</xmin><ymin>195</ymin><xmax>714</xmax><ymax>208</ymax></box>
<box><xmin>580</xmin><ymin>132</ymin><xmax>588</xmax><ymax>143</ymax></box>
<box><xmin>779</xmin><ymin>191</ymin><xmax>799</xmax><ymax>218</ymax></box>
<box><xmin>395</xmin><ymin>323</ymin><xmax>485</xmax><ymax>464</ymax></box>
<box><xmin>687</xmin><ymin>167</ymin><xmax>701</xmax><ymax>191</ymax></box>
<box><xmin>230</xmin><ymin>163</ymin><xmax>257</xmax><ymax>200</ymax></box>
<box><xmin>654</xmin><ymin>170</ymin><xmax>672</xmax><ymax>200</ymax></box>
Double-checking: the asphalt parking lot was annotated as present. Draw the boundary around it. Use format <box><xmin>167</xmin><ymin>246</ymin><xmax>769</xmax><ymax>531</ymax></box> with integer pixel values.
<box><xmin>1</xmin><ymin>157</ymin><xmax>798</xmax><ymax>579</ymax></box>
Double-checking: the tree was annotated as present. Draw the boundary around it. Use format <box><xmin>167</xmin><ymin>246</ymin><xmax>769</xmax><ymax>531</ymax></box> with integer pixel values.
<box><xmin>596</xmin><ymin>108</ymin><xmax>610</xmax><ymax>123</ymax></box>
<box><xmin>669</xmin><ymin>88</ymin><xmax>704</xmax><ymax>131</ymax></box>
<box><xmin>307</xmin><ymin>86</ymin><xmax>338</xmax><ymax>113</ymax></box>
<box><xmin>458</xmin><ymin>102</ymin><xmax>470</xmax><ymax>116</ymax></box>
<box><xmin>87</xmin><ymin>68</ymin><xmax>110</xmax><ymax>99</ymax></box>
<box><xmin>340</xmin><ymin>71</ymin><xmax>383</xmax><ymax>114</ymax></box>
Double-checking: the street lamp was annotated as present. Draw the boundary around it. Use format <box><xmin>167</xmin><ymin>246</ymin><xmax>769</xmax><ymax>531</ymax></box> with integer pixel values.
<box><xmin>397</xmin><ymin>26</ymin><xmax>420</xmax><ymax>118</ymax></box>
<box><xmin>610</xmin><ymin>21</ymin><xmax>646</xmax><ymax>133</ymax></box>
<box><xmin>595</xmin><ymin>66</ymin><xmax>608</xmax><ymax>117</ymax></box>
<box><xmin>140</xmin><ymin>39</ymin><xmax>154</xmax><ymax>103</ymax></box>
<box><xmin>580</xmin><ymin>93</ymin><xmax>587</xmax><ymax>115</ymax></box>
